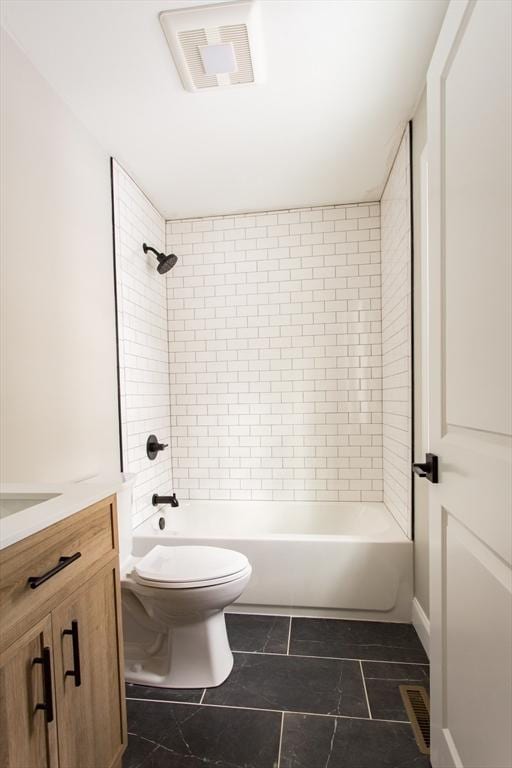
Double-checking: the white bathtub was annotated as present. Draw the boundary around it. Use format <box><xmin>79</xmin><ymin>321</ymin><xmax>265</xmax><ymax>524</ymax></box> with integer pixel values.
<box><xmin>132</xmin><ymin>501</ymin><xmax>413</xmax><ymax>622</ymax></box>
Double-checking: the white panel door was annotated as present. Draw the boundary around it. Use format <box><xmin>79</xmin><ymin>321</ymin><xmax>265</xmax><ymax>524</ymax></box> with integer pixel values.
<box><xmin>426</xmin><ymin>1</ymin><xmax>512</xmax><ymax>767</ymax></box>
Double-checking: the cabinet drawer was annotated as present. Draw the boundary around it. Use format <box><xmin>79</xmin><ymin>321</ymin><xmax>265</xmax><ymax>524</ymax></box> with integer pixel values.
<box><xmin>0</xmin><ymin>496</ymin><xmax>117</xmax><ymax>652</ymax></box>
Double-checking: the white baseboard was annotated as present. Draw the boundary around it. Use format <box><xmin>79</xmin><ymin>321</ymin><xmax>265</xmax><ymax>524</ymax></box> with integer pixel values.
<box><xmin>412</xmin><ymin>597</ymin><xmax>430</xmax><ymax>658</ymax></box>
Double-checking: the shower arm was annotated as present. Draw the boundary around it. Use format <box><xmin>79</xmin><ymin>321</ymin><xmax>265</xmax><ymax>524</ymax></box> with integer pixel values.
<box><xmin>142</xmin><ymin>243</ymin><xmax>163</xmax><ymax>259</ymax></box>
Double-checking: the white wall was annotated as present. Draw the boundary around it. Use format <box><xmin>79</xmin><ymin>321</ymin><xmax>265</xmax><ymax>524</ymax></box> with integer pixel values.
<box><xmin>0</xmin><ymin>29</ymin><xmax>119</xmax><ymax>483</ymax></box>
<box><xmin>381</xmin><ymin>128</ymin><xmax>413</xmax><ymax>536</ymax></box>
<box><xmin>112</xmin><ymin>161</ymin><xmax>173</xmax><ymax>527</ymax></box>
<box><xmin>166</xmin><ymin>204</ymin><xmax>383</xmax><ymax>502</ymax></box>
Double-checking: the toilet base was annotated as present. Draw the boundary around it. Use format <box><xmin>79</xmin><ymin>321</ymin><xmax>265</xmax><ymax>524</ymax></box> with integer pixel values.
<box><xmin>124</xmin><ymin>609</ymin><xmax>234</xmax><ymax>688</ymax></box>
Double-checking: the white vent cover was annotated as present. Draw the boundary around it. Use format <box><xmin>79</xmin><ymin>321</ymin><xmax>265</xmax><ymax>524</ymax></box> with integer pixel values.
<box><xmin>160</xmin><ymin>1</ymin><xmax>263</xmax><ymax>92</ymax></box>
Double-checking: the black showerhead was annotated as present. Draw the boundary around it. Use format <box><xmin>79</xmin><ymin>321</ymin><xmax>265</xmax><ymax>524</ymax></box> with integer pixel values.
<box><xmin>143</xmin><ymin>243</ymin><xmax>178</xmax><ymax>275</ymax></box>
<box><xmin>157</xmin><ymin>253</ymin><xmax>178</xmax><ymax>274</ymax></box>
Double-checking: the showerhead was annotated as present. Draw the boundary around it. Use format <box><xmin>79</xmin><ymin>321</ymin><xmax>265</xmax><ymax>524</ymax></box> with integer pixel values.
<box><xmin>157</xmin><ymin>253</ymin><xmax>178</xmax><ymax>274</ymax></box>
<box><xmin>142</xmin><ymin>243</ymin><xmax>178</xmax><ymax>275</ymax></box>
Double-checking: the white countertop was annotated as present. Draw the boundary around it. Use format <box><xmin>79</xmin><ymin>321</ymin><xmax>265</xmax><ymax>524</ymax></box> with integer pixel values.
<box><xmin>0</xmin><ymin>474</ymin><xmax>131</xmax><ymax>550</ymax></box>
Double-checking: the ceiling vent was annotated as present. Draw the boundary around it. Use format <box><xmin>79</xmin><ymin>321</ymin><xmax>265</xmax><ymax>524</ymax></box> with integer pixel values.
<box><xmin>160</xmin><ymin>1</ymin><xmax>264</xmax><ymax>92</ymax></box>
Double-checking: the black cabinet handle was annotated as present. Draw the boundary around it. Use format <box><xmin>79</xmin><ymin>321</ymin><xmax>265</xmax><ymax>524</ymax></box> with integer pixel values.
<box><xmin>63</xmin><ymin>620</ymin><xmax>81</xmax><ymax>687</ymax></box>
<box><xmin>33</xmin><ymin>646</ymin><xmax>54</xmax><ymax>723</ymax></box>
<box><xmin>27</xmin><ymin>552</ymin><xmax>81</xmax><ymax>589</ymax></box>
<box><xmin>413</xmin><ymin>453</ymin><xmax>439</xmax><ymax>484</ymax></box>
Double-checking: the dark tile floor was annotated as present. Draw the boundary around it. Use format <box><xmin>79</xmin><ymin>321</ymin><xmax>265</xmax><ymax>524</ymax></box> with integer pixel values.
<box><xmin>124</xmin><ymin>613</ymin><xmax>430</xmax><ymax>768</ymax></box>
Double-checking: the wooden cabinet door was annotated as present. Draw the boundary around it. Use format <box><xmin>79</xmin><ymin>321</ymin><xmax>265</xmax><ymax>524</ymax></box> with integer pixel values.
<box><xmin>51</xmin><ymin>559</ymin><xmax>126</xmax><ymax>768</ymax></box>
<box><xmin>0</xmin><ymin>616</ymin><xmax>58</xmax><ymax>768</ymax></box>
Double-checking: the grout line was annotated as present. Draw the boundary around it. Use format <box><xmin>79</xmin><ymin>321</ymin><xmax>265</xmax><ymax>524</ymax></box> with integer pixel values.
<box><xmin>125</xmin><ymin>696</ymin><xmax>409</xmax><ymax>725</ymax></box>
<box><xmin>233</xmin><ymin>650</ymin><xmax>286</xmax><ymax>657</ymax></box>
<box><xmin>359</xmin><ymin>660</ymin><xmax>372</xmax><ymax>720</ymax></box>
<box><xmin>231</xmin><ymin>649</ymin><xmax>429</xmax><ymax>666</ymax></box>
<box><xmin>165</xmin><ymin>200</ymin><xmax>381</xmax><ymax>225</ymax></box>
<box><xmin>199</xmin><ymin>689</ymin><xmax>206</xmax><ymax>704</ymax></box>
<box><xmin>277</xmin><ymin>712</ymin><xmax>285</xmax><ymax>768</ymax></box>
<box><xmin>286</xmin><ymin>617</ymin><xmax>292</xmax><ymax>655</ymax></box>
<box><xmin>226</xmin><ymin>611</ymin><xmax>416</xmax><ymax>625</ymax></box>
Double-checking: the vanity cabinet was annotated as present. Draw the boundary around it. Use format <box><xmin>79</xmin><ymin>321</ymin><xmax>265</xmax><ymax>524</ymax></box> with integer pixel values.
<box><xmin>0</xmin><ymin>616</ymin><xmax>58</xmax><ymax>768</ymax></box>
<box><xmin>0</xmin><ymin>496</ymin><xmax>126</xmax><ymax>768</ymax></box>
<box><xmin>52</xmin><ymin>562</ymin><xmax>124</xmax><ymax>768</ymax></box>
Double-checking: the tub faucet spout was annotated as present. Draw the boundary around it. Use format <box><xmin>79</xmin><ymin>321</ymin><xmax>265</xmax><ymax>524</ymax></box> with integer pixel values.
<box><xmin>152</xmin><ymin>493</ymin><xmax>179</xmax><ymax>507</ymax></box>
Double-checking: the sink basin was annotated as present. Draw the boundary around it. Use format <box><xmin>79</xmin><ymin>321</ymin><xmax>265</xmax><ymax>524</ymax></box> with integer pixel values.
<box><xmin>0</xmin><ymin>493</ymin><xmax>61</xmax><ymax>520</ymax></box>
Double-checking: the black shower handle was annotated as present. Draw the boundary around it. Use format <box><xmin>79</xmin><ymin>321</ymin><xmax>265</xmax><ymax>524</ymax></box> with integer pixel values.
<box><xmin>147</xmin><ymin>434</ymin><xmax>168</xmax><ymax>460</ymax></box>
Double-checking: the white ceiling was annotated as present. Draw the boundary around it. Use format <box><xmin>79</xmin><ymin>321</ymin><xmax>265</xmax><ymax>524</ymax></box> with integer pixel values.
<box><xmin>2</xmin><ymin>0</ymin><xmax>447</xmax><ymax>219</ymax></box>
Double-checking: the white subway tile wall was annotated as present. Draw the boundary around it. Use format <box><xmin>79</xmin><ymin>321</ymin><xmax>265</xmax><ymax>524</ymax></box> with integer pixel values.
<box><xmin>165</xmin><ymin>203</ymin><xmax>383</xmax><ymax>502</ymax></box>
<box><xmin>112</xmin><ymin>161</ymin><xmax>173</xmax><ymax>527</ymax></box>
<box><xmin>381</xmin><ymin>130</ymin><xmax>412</xmax><ymax>536</ymax></box>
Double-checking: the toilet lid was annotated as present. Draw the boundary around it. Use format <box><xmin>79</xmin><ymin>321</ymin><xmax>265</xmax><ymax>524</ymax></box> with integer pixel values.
<box><xmin>133</xmin><ymin>545</ymin><xmax>250</xmax><ymax>586</ymax></box>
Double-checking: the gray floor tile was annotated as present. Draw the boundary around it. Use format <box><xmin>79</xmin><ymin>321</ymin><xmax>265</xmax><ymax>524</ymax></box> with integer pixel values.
<box><xmin>203</xmin><ymin>651</ymin><xmax>369</xmax><ymax>717</ymax></box>
<box><xmin>290</xmin><ymin>618</ymin><xmax>429</xmax><ymax>663</ymax></box>
<box><xmin>226</xmin><ymin>612</ymin><xmax>290</xmax><ymax>653</ymax></box>
<box><xmin>124</xmin><ymin>699</ymin><xmax>281</xmax><ymax>768</ymax></box>
<box><xmin>362</xmin><ymin>661</ymin><xmax>430</xmax><ymax>721</ymax></box>
<box><xmin>280</xmin><ymin>712</ymin><xmax>430</xmax><ymax>768</ymax></box>
<box><xmin>125</xmin><ymin>682</ymin><xmax>204</xmax><ymax>704</ymax></box>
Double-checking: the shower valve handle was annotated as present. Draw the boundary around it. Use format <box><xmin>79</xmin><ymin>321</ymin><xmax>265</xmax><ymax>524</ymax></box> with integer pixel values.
<box><xmin>146</xmin><ymin>434</ymin><xmax>168</xmax><ymax>460</ymax></box>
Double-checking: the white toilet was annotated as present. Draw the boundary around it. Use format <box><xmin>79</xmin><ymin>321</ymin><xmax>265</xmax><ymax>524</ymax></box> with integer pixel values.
<box><xmin>116</xmin><ymin>478</ymin><xmax>252</xmax><ymax>689</ymax></box>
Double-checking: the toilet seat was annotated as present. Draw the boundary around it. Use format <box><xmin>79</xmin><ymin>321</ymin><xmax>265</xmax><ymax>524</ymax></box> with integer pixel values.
<box><xmin>132</xmin><ymin>545</ymin><xmax>250</xmax><ymax>589</ymax></box>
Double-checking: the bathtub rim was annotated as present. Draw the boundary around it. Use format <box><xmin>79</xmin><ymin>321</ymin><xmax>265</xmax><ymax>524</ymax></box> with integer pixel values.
<box><xmin>133</xmin><ymin>500</ymin><xmax>411</xmax><ymax>545</ymax></box>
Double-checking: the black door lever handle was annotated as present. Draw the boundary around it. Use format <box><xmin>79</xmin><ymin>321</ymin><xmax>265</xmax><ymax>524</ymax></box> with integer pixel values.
<box><xmin>413</xmin><ymin>453</ymin><xmax>438</xmax><ymax>484</ymax></box>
